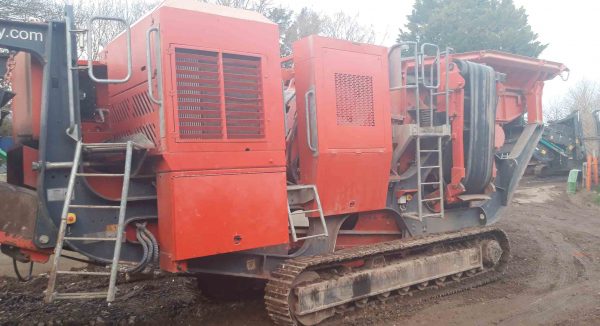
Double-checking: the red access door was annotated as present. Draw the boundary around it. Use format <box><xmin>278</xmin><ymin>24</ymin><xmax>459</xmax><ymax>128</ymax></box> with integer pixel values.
<box><xmin>293</xmin><ymin>36</ymin><xmax>392</xmax><ymax>216</ymax></box>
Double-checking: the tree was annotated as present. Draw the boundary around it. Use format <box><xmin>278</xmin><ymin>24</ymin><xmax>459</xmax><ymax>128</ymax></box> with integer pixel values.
<box><xmin>322</xmin><ymin>12</ymin><xmax>375</xmax><ymax>44</ymax></box>
<box><xmin>0</xmin><ymin>0</ymin><xmax>62</xmax><ymax>21</ymax></box>
<box><xmin>0</xmin><ymin>112</ymin><xmax>11</xmax><ymax>136</ymax></box>
<box><xmin>398</xmin><ymin>0</ymin><xmax>547</xmax><ymax>57</ymax></box>
<box><xmin>72</xmin><ymin>0</ymin><xmax>159</xmax><ymax>59</ymax></box>
<box><xmin>563</xmin><ymin>80</ymin><xmax>600</xmax><ymax>155</ymax></box>
<box><xmin>282</xmin><ymin>8</ymin><xmax>324</xmax><ymax>55</ymax></box>
<box><xmin>0</xmin><ymin>0</ymin><xmax>158</xmax><ymax>59</ymax></box>
<box><xmin>546</xmin><ymin>79</ymin><xmax>600</xmax><ymax>155</ymax></box>
<box><xmin>203</xmin><ymin>0</ymin><xmax>376</xmax><ymax>55</ymax></box>
<box><xmin>543</xmin><ymin>98</ymin><xmax>570</xmax><ymax>122</ymax></box>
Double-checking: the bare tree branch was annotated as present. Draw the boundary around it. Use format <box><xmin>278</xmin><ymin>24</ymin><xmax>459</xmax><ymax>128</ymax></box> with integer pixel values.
<box><xmin>551</xmin><ymin>79</ymin><xmax>600</xmax><ymax>155</ymax></box>
<box><xmin>322</xmin><ymin>12</ymin><xmax>375</xmax><ymax>44</ymax></box>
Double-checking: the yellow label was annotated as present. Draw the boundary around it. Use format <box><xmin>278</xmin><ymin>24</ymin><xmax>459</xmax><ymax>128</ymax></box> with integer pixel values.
<box><xmin>105</xmin><ymin>224</ymin><xmax>118</xmax><ymax>233</ymax></box>
<box><xmin>66</xmin><ymin>213</ymin><xmax>77</xmax><ymax>224</ymax></box>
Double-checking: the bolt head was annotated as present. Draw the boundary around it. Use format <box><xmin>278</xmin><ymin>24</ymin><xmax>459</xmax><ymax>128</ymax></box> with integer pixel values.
<box><xmin>39</xmin><ymin>235</ymin><xmax>50</xmax><ymax>244</ymax></box>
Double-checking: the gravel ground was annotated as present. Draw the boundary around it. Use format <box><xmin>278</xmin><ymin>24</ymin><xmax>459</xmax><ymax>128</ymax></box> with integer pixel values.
<box><xmin>1</xmin><ymin>177</ymin><xmax>599</xmax><ymax>325</ymax></box>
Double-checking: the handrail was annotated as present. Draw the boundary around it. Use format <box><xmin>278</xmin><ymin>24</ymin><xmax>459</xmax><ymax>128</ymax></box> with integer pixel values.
<box><xmin>304</xmin><ymin>88</ymin><xmax>318</xmax><ymax>154</ymax></box>
<box><xmin>145</xmin><ymin>26</ymin><xmax>165</xmax><ymax>139</ymax></box>
<box><xmin>65</xmin><ymin>6</ymin><xmax>80</xmax><ymax>140</ymax></box>
<box><xmin>87</xmin><ymin>16</ymin><xmax>132</xmax><ymax>84</ymax></box>
<box><xmin>146</xmin><ymin>27</ymin><xmax>162</xmax><ymax>105</ymax></box>
<box><xmin>421</xmin><ymin>43</ymin><xmax>441</xmax><ymax>89</ymax></box>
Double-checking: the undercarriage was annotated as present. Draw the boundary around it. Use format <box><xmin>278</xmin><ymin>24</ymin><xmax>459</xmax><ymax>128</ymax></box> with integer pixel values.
<box><xmin>265</xmin><ymin>227</ymin><xmax>509</xmax><ymax>325</ymax></box>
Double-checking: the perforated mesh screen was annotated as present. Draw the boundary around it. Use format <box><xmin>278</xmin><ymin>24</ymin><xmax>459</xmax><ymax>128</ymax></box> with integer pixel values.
<box><xmin>223</xmin><ymin>54</ymin><xmax>264</xmax><ymax>139</ymax></box>
<box><xmin>174</xmin><ymin>48</ymin><xmax>264</xmax><ymax>140</ymax></box>
<box><xmin>175</xmin><ymin>49</ymin><xmax>222</xmax><ymax>139</ymax></box>
<box><xmin>334</xmin><ymin>73</ymin><xmax>375</xmax><ymax>127</ymax></box>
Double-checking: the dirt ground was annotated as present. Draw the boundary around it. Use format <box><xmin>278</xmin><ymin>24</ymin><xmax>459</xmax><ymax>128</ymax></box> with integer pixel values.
<box><xmin>1</xmin><ymin>177</ymin><xmax>599</xmax><ymax>326</ymax></box>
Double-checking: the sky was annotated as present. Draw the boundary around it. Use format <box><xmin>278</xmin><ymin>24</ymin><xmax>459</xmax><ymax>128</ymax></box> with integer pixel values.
<box><xmin>276</xmin><ymin>0</ymin><xmax>600</xmax><ymax>106</ymax></box>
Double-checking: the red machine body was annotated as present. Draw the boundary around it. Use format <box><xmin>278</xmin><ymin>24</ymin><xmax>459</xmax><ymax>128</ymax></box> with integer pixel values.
<box><xmin>292</xmin><ymin>36</ymin><xmax>392</xmax><ymax>215</ymax></box>
<box><xmin>99</xmin><ymin>2</ymin><xmax>290</xmax><ymax>267</ymax></box>
<box><xmin>0</xmin><ymin>3</ymin><xmax>568</xmax><ymax>317</ymax></box>
<box><xmin>0</xmin><ymin>2</ymin><xmax>571</xmax><ymax>322</ymax></box>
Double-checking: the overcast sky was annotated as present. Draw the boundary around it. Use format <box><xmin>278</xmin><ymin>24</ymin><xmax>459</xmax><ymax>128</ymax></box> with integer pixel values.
<box><xmin>277</xmin><ymin>0</ymin><xmax>600</xmax><ymax>105</ymax></box>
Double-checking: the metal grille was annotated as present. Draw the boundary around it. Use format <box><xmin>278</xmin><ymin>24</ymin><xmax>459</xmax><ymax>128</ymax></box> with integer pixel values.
<box><xmin>109</xmin><ymin>90</ymin><xmax>157</xmax><ymax>146</ymax></box>
<box><xmin>175</xmin><ymin>49</ymin><xmax>222</xmax><ymax>139</ymax></box>
<box><xmin>174</xmin><ymin>48</ymin><xmax>264</xmax><ymax>140</ymax></box>
<box><xmin>334</xmin><ymin>73</ymin><xmax>375</xmax><ymax>127</ymax></box>
<box><xmin>113</xmin><ymin>123</ymin><xmax>158</xmax><ymax>146</ymax></box>
<box><xmin>223</xmin><ymin>54</ymin><xmax>264</xmax><ymax>139</ymax></box>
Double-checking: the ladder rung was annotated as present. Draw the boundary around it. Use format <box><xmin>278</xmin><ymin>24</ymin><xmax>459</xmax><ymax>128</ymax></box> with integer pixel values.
<box><xmin>76</xmin><ymin>173</ymin><xmax>124</xmax><ymax>177</ymax></box>
<box><xmin>420</xmin><ymin>165</ymin><xmax>441</xmax><ymax>169</ymax></box>
<box><xmin>299</xmin><ymin>209</ymin><xmax>321</xmax><ymax>214</ymax></box>
<box><xmin>64</xmin><ymin>236</ymin><xmax>117</xmax><ymax>241</ymax></box>
<box><xmin>419</xmin><ymin>150</ymin><xmax>440</xmax><ymax>153</ymax></box>
<box><xmin>83</xmin><ymin>142</ymin><xmax>129</xmax><ymax>148</ymax></box>
<box><xmin>421</xmin><ymin>197</ymin><xmax>443</xmax><ymax>202</ymax></box>
<box><xmin>70</xmin><ymin>66</ymin><xmax>88</xmax><ymax>70</ymax></box>
<box><xmin>83</xmin><ymin>142</ymin><xmax>143</xmax><ymax>150</ymax></box>
<box><xmin>416</xmin><ymin>134</ymin><xmax>448</xmax><ymax>137</ymax></box>
<box><xmin>70</xmin><ymin>29</ymin><xmax>87</xmax><ymax>33</ymax></box>
<box><xmin>421</xmin><ymin>213</ymin><xmax>443</xmax><ymax>218</ymax></box>
<box><xmin>54</xmin><ymin>292</ymin><xmax>108</xmax><ymax>300</ymax></box>
<box><xmin>69</xmin><ymin>204</ymin><xmax>121</xmax><ymax>209</ymax></box>
<box><xmin>420</xmin><ymin>182</ymin><xmax>442</xmax><ymax>186</ymax></box>
<box><xmin>293</xmin><ymin>233</ymin><xmax>328</xmax><ymax>241</ymax></box>
<box><xmin>57</xmin><ymin>270</ymin><xmax>110</xmax><ymax>276</ymax></box>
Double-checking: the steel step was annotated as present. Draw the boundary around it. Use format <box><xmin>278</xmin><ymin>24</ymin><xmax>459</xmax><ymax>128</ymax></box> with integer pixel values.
<box><xmin>56</xmin><ymin>270</ymin><xmax>111</xmax><ymax>276</ymax></box>
<box><xmin>76</xmin><ymin>173</ymin><xmax>124</xmax><ymax>177</ymax></box>
<box><xmin>64</xmin><ymin>236</ymin><xmax>117</xmax><ymax>241</ymax></box>
<box><xmin>68</xmin><ymin>204</ymin><xmax>121</xmax><ymax>209</ymax></box>
<box><xmin>54</xmin><ymin>292</ymin><xmax>109</xmax><ymax>300</ymax></box>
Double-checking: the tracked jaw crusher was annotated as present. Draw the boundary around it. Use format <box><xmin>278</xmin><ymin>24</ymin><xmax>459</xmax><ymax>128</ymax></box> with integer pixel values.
<box><xmin>0</xmin><ymin>1</ymin><xmax>567</xmax><ymax>324</ymax></box>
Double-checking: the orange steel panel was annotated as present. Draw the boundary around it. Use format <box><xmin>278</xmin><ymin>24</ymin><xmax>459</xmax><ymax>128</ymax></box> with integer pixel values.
<box><xmin>157</xmin><ymin>169</ymin><xmax>288</xmax><ymax>262</ymax></box>
<box><xmin>11</xmin><ymin>53</ymin><xmax>42</xmax><ymax>143</ymax></box>
<box><xmin>100</xmin><ymin>2</ymin><xmax>289</xmax><ymax>263</ymax></box>
<box><xmin>104</xmin><ymin>3</ymin><xmax>284</xmax><ymax>157</ymax></box>
<box><xmin>293</xmin><ymin>36</ymin><xmax>392</xmax><ymax>215</ymax></box>
<box><xmin>22</xmin><ymin>146</ymin><xmax>38</xmax><ymax>188</ymax></box>
<box><xmin>157</xmin><ymin>150</ymin><xmax>285</xmax><ymax>172</ymax></box>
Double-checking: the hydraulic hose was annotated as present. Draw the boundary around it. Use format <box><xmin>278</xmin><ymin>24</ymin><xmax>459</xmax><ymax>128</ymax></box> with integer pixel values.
<box><xmin>142</xmin><ymin>227</ymin><xmax>159</xmax><ymax>265</ymax></box>
<box><xmin>126</xmin><ymin>224</ymin><xmax>150</xmax><ymax>274</ymax></box>
<box><xmin>12</xmin><ymin>258</ymin><xmax>33</xmax><ymax>282</ymax></box>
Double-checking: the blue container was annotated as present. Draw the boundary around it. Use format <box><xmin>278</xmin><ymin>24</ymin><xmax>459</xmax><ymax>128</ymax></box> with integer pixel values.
<box><xmin>0</xmin><ymin>136</ymin><xmax>13</xmax><ymax>152</ymax></box>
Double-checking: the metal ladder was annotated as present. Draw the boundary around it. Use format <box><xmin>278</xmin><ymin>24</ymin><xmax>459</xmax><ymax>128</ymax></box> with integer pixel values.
<box><xmin>391</xmin><ymin>42</ymin><xmax>451</xmax><ymax>220</ymax></box>
<box><xmin>415</xmin><ymin>135</ymin><xmax>445</xmax><ymax>219</ymax></box>
<box><xmin>45</xmin><ymin>141</ymin><xmax>134</xmax><ymax>302</ymax></box>
<box><xmin>286</xmin><ymin>185</ymin><xmax>328</xmax><ymax>241</ymax></box>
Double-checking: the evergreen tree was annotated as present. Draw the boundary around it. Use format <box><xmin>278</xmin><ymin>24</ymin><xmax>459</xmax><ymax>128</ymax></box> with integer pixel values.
<box><xmin>398</xmin><ymin>0</ymin><xmax>547</xmax><ymax>57</ymax></box>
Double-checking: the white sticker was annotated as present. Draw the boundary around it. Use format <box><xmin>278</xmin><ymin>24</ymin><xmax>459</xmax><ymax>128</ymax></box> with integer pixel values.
<box><xmin>47</xmin><ymin>188</ymin><xmax>71</xmax><ymax>202</ymax></box>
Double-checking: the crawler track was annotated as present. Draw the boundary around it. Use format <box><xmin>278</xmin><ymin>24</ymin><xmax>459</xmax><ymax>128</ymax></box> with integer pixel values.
<box><xmin>264</xmin><ymin>227</ymin><xmax>510</xmax><ymax>325</ymax></box>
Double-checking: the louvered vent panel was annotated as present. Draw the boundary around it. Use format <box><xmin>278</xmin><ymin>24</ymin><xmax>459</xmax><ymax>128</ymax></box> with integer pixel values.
<box><xmin>223</xmin><ymin>54</ymin><xmax>265</xmax><ymax>139</ymax></box>
<box><xmin>335</xmin><ymin>73</ymin><xmax>375</xmax><ymax>127</ymax></box>
<box><xmin>175</xmin><ymin>49</ymin><xmax>223</xmax><ymax>139</ymax></box>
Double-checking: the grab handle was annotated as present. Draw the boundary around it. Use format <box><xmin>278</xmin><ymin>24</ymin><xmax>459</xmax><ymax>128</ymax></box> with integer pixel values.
<box><xmin>304</xmin><ymin>88</ymin><xmax>318</xmax><ymax>154</ymax></box>
<box><xmin>87</xmin><ymin>16</ymin><xmax>132</xmax><ymax>84</ymax></box>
